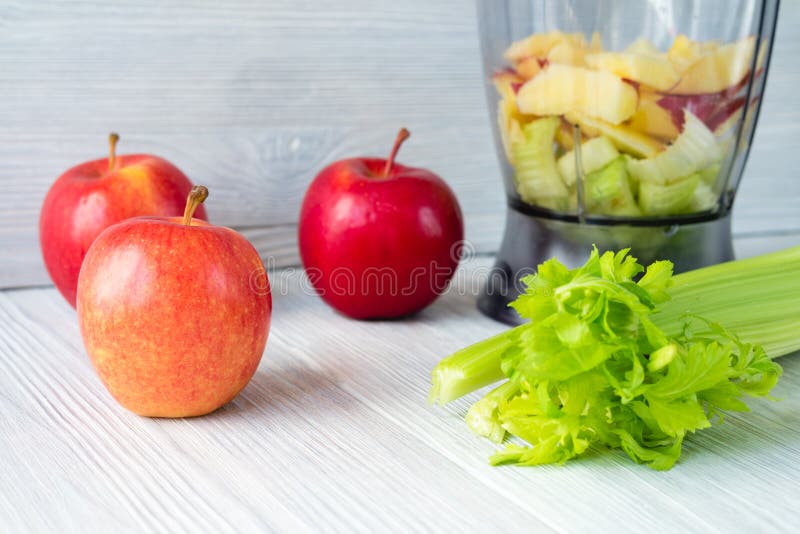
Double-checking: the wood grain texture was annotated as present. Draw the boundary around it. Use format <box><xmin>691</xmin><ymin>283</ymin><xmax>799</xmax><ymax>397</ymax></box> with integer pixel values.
<box><xmin>0</xmin><ymin>0</ymin><xmax>502</xmax><ymax>288</ymax></box>
<box><xmin>1</xmin><ymin>241</ymin><xmax>800</xmax><ymax>532</ymax></box>
<box><xmin>1</xmin><ymin>0</ymin><xmax>799</xmax><ymax>289</ymax></box>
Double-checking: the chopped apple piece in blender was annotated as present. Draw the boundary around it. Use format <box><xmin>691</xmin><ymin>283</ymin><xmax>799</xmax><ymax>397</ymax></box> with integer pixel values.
<box><xmin>669</xmin><ymin>36</ymin><xmax>755</xmax><ymax>94</ymax></box>
<box><xmin>516</xmin><ymin>57</ymin><xmax>543</xmax><ymax>80</ymax></box>
<box><xmin>627</xmin><ymin>91</ymin><xmax>681</xmax><ymax>141</ymax></box>
<box><xmin>492</xmin><ymin>70</ymin><xmax>524</xmax><ymax>100</ymax></box>
<box><xmin>668</xmin><ymin>34</ymin><xmax>721</xmax><ymax>72</ymax></box>
<box><xmin>547</xmin><ymin>40</ymin><xmax>586</xmax><ymax>66</ymax></box>
<box><xmin>584</xmin><ymin>52</ymin><xmax>680</xmax><ymax>91</ymax></box>
<box><xmin>504</xmin><ymin>31</ymin><xmax>585</xmax><ymax>63</ymax></box>
<box><xmin>517</xmin><ymin>65</ymin><xmax>638</xmax><ymax>125</ymax></box>
<box><xmin>566</xmin><ymin>113</ymin><xmax>664</xmax><ymax>158</ymax></box>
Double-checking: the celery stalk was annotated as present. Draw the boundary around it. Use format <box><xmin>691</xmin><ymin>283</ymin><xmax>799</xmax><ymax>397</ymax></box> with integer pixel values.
<box><xmin>428</xmin><ymin>330</ymin><xmax>510</xmax><ymax>404</ymax></box>
<box><xmin>466</xmin><ymin>380</ymin><xmax>520</xmax><ymax>443</ymax></box>
<box><xmin>653</xmin><ymin>245</ymin><xmax>800</xmax><ymax>357</ymax></box>
<box><xmin>430</xmin><ymin>246</ymin><xmax>800</xmax><ymax>405</ymax></box>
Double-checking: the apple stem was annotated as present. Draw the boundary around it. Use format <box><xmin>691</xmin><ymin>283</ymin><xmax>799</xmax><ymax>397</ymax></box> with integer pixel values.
<box><xmin>108</xmin><ymin>132</ymin><xmax>120</xmax><ymax>172</ymax></box>
<box><xmin>182</xmin><ymin>185</ymin><xmax>209</xmax><ymax>226</ymax></box>
<box><xmin>382</xmin><ymin>128</ymin><xmax>411</xmax><ymax>179</ymax></box>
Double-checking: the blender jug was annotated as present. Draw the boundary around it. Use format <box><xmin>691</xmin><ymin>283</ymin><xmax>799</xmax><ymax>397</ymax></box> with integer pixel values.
<box><xmin>476</xmin><ymin>0</ymin><xmax>779</xmax><ymax>324</ymax></box>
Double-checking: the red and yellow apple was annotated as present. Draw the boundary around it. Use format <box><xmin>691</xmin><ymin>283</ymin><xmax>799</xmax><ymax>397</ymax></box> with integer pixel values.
<box><xmin>76</xmin><ymin>186</ymin><xmax>270</xmax><ymax>417</ymax></box>
<box><xmin>40</xmin><ymin>134</ymin><xmax>206</xmax><ymax>307</ymax></box>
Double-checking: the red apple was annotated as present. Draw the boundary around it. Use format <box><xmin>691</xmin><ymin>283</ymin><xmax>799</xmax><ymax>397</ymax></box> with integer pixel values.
<box><xmin>76</xmin><ymin>186</ymin><xmax>270</xmax><ymax>417</ymax></box>
<box><xmin>40</xmin><ymin>133</ymin><xmax>207</xmax><ymax>307</ymax></box>
<box><xmin>298</xmin><ymin>128</ymin><xmax>464</xmax><ymax>319</ymax></box>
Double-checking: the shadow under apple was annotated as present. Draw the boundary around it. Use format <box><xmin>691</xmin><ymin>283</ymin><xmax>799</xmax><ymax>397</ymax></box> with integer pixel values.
<box><xmin>208</xmin><ymin>358</ymin><xmax>359</xmax><ymax>420</ymax></box>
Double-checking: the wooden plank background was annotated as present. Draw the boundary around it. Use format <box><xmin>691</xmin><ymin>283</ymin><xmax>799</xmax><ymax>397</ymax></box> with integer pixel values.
<box><xmin>1</xmin><ymin>0</ymin><xmax>798</xmax><ymax>289</ymax></box>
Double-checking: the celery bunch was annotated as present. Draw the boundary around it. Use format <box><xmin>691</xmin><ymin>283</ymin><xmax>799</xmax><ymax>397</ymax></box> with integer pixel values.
<box><xmin>430</xmin><ymin>247</ymin><xmax>800</xmax><ymax>470</ymax></box>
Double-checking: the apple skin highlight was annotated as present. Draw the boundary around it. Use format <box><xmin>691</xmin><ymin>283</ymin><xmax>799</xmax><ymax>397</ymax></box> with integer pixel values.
<box><xmin>76</xmin><ymin>212</ymin><xmax>270</xmax><ymax>418</ymax></box>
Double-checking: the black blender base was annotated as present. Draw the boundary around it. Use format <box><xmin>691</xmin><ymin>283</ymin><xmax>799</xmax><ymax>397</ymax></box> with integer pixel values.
<box><xmin>477</xmin><ymin>208</ymin><xmax>735</xmax><ymax>326</ymax></box>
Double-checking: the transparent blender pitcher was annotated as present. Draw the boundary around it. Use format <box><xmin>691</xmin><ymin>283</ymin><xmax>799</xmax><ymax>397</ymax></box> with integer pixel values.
<box><xmin>476</xmin><ymin>0</ymin><xmax>779</xmax><ymax>324</ymax></box>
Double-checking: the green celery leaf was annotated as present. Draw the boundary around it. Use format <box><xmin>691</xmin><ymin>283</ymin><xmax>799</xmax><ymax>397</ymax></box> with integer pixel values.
<box><xmin>637</xmin><ymin>260</ymin><xmax>675</xmax><ymax>304</ymax></box>
<box><xmin>619</xmin><ymin>281</ymin><xmax>656</xmax><ymax>309</ymax></box>
<box><xmin>644</xmin><ymin>340</ymin><xmax>733</xmax><ymax>401</ymax></box>
<box><xmin>551</xmin><ymin>312</ymin><xmax>594</xmax><ymax>347</ymax></box>
<box><xmin>614</xmin><ymin>429</ymin><xmax>683</xmax><ymax>471</ymax></box>
<box><xmin>603</xmin><ymin>349</ymin><xmax>646</xmax><ymax>403</ymax></box>
<box><xmin>699</xmin><ymin>382</ymin><xmax>750</xmax><ymax>419</ymax></box>
<box><xmin>647</xmin><ymin>397</ymin><xmax>711</xmax><ymax>437</ymax></box>
<box><xmin>510</xmin><ymin>325</ymin><xmax>620</xmax><ymax>382</ymax></box>
<box><xmin>639</xmin><ymin>316</ymin><xmax>670</xmax><ymax>353</ymax></box>
<box><xmin>536</xmin><ymin>257</ymin><xmax>573</xmax><ymax>286</ymax></box>
<box><xmin>600</xmin><ymin>248</ymin><xmax>644</xmax><ymax>282</ymax></box>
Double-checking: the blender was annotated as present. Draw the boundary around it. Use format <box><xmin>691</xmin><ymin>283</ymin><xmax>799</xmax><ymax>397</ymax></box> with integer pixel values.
<box><xmin>476</xmin><ymin>0</ymin><xmax>780</xmax><ymax>324</ymax></box>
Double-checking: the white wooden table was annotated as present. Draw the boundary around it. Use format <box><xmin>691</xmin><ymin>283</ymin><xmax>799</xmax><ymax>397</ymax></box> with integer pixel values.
<box><xmin>2</xmin><ymin>235</ymin><xmax>799</xmax><ymax>533</ymax></box>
